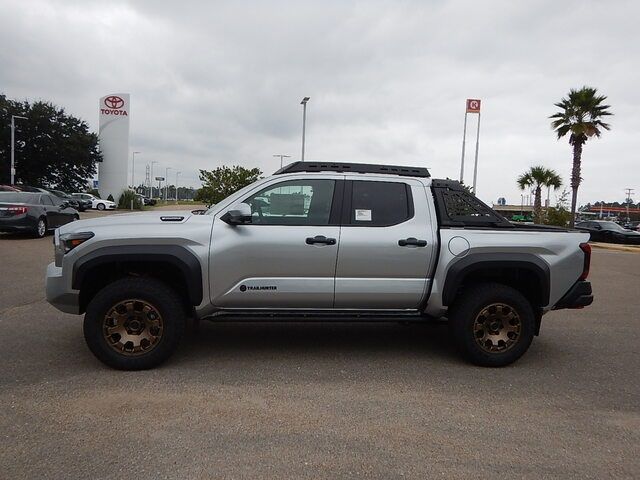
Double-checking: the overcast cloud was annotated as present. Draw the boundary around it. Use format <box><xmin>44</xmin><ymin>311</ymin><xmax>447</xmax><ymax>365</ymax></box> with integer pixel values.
<box><xmin>1</xmin><ymin>0</ymin><xmax>638</xmax><ymax>205</ymax></box>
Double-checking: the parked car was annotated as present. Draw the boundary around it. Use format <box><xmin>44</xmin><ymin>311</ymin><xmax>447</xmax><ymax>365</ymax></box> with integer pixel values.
<box><xmin>48</xmin><ymin>189</ymin><xmax>88</xmax><ymax>212</ymax></box>
<box><xmin>575</xmin><ymin>220</ymin><xmax>640</xmax><ymax>245</ymax></box>
<box><xmin>46</xmin><ymin>161</ymin><xmax>594</xmax><ymax>370</ymax></box>
<box><xmin>0</xmin><ymin>185</ymin><xmax>20</xmax><ymax>192</ymax></box>
<box><xmin>0</xmin><ymin>191</ymin><xmax>79</xmax><ymax>238</ymax></box>
<box><xmin>135</xmin><ymin>193</ymin><xmax>156</xmax><ymax>206</ymax></box>
<box><xmin>71</xmin><ymin>193</ymin><xmax>116</xmax><ymax>211</ymax></box>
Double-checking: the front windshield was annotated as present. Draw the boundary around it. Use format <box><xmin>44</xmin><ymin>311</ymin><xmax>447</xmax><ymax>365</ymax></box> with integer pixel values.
<box><xmin>204</xmin><ymin>179</ymin><xmax>263</xmax><ymax>215</ymax></box>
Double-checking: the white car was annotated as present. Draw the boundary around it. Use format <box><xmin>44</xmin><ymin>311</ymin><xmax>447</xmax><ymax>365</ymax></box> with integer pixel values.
<box><xmin>71</xmin><ymin>193</ymin><xmax>116</xmax><ymax>211</ymax></box>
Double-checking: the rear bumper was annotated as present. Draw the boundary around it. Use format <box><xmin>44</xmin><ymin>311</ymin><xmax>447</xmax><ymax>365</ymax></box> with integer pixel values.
<box><xmin>553</xmin><ymin>281</ymin><xmax>593</xmax><ymax>310</ymax></box>
<box><xmin>45</xmin><ymin>262</ymin><xmax>80</xmax><ymax>314</ymax></box>
<box><xmin>0</xmin><ymin>216</ymin><xmax>35</xmax><ymax>232</ymax></box>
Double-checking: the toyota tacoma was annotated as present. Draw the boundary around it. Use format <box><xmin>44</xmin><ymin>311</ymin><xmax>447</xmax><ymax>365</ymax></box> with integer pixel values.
<box><xmin>46</xmin><ymin>162</ymin><xmax>593</xmax><ymax>370</ymax></box>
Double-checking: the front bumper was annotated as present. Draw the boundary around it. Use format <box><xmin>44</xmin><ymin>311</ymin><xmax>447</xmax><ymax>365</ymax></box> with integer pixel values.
<box><xmin>45</xmin><ymin>262</ymin><xmax>80</xmax><ymax>314</ymax></box>
<box><xmin>553</xmin><ymin>281</ymin><xmax>593</xmax><ymax>310</ymax></box>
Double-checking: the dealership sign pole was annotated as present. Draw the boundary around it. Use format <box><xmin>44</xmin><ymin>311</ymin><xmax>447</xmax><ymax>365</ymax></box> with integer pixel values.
<box><xmin>98</xmin><ymin>93</ymin><xmax>130</xmax><ymax>201</ymax></box>
<box><xmin>469</xmin><ymin>99</ymin><xmax>482</xmax><ymax>194</ymax></box>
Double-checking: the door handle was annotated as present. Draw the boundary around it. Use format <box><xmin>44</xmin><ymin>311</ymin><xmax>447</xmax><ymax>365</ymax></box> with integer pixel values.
<box><xmin>306</xmin><ymin>235</ymin><xmax>336</xmax><ymax>246</ymax></box>
<box><xmin>398</xmin><ymin>237</ymin><xmax>427</xmax><ymax>247</ymax></box>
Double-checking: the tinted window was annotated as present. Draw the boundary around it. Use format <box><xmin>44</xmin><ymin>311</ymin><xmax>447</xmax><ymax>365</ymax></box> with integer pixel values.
<box><xmin>40</xmin><ymin>195</ymin><xmax>54</xmax><ymax>205</ymax></box>
<box><xmin>349</xmin><ymin>181</ymin><xmax>411</xmax><ymax>226</ymax></box>
<box><xmin>50</xmin><ymin>195</ymin><xmax>64</xmax><ymax>206</ymax></box>
<box><xmin>244</xmin><ymin>180</ymin><xmax>335</xmax><ymax>225</ymax></box>
<box><xmin>0</xmin><ymin>192</ymin><xmax>38</xmax><ymax>203</ymax></box>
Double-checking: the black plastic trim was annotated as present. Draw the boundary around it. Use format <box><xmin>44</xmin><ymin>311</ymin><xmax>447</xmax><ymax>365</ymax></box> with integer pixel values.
<box><xmin>275</xmin><ymin>161</ymin><xmax>430</xmax><ymax>178</ymax></box>
<box><xmin>553</xmin><ymin>281</ymin><xmax>593</xmax><ymax>309</ymax></box>
<box><xmin>72</xmin><ymin>245</ymin><xmax>203</xmax><ymax>306</ymax></box>
<box><xmin>442</xmin><ymin>253</ymin><xmax>551</xmax><ymax>306</ymax></box>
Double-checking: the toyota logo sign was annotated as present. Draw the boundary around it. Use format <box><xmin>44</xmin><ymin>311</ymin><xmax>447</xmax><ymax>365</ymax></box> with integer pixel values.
<box><xmin>104</xmin><ymin>96</ymin><xmax>125</xmax><ymax>109</ymax></box>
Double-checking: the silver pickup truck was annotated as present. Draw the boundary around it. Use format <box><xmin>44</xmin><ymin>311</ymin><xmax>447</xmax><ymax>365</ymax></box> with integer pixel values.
<box><xmin>46</xmin><ymin>162</ymin><xmax>593</xmax><ymax>370</ymax></box>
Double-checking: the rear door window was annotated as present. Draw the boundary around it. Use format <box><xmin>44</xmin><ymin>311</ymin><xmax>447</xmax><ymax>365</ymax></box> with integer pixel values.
<box><xmin>346</xmin><ymin>181</ymin><xmax>412</xmax><ymax>226</ymax></box>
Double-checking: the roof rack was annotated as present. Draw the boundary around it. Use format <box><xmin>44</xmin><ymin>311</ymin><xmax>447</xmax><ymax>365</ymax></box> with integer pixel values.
<box><xmin>274</xmin><ymin>161</ymin><xmax>430</xmax><ymax>178</ymax></box>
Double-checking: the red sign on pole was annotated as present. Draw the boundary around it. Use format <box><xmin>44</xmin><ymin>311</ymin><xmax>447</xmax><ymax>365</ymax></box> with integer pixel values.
<box><xmin>466</xmin><ymin>99</ymin><xmax>481</xmax><ymax>113</ymax></box>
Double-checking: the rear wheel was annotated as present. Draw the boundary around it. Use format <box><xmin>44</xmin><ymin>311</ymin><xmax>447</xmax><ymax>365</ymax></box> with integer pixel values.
<box><xmin>83</xmin><ymin>278</ymin><xmax>186</xmax><ymax>370</ymax></box>
<box><xmin>34</xmin><ymin>217</ymin><xmax>47</xmax><ymax>238</ymax></box>
<box><xmin>449</xmin><ymin>283</ymin><xmax>535</xmax><ymax>367</ymax></box>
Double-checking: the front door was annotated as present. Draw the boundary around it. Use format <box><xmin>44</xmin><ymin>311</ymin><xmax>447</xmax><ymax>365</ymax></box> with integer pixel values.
<box><xmin>210</xmin><ymin>177</ymin><xmax>343</xmax><ymax>308</ymax></box>
<box><xmin>334</xmin><ymin>178</ymin><xmax>436</xmax><ymax>309</ymax></box>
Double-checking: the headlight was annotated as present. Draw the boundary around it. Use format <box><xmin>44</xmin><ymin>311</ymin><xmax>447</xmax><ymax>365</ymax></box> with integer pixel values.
<box><xmin>55</xmin><ymin>232</ymin><xmax>94</xmax><ymax>266</ymax></box>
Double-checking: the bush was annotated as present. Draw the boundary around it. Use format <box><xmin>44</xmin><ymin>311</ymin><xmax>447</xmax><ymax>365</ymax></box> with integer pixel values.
<box><xmin>107</xmin><ymin>194</ymin><xmax>114</xmax><ymax>202</ymax></box>
<box><xmin>117</xmin><ymin>190</ymin><xmax>143</xmax><ymax>210</ymax></box>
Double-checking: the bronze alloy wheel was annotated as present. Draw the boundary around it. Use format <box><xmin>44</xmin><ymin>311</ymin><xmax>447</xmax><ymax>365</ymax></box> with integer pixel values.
<box><xmin>473</xmin><ymin>303</ymin><xmax>522</xmax><ymax>353</ymax></box>
<box><xmin>102</xmin><ymin>299</ymin><xmax>164</xmax><ymax>356</ymax></box>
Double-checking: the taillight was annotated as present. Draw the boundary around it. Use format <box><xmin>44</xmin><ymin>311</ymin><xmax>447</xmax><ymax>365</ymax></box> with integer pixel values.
<box><xmin>579</xmin><ymin>242</ymin><xmax>591</xmax><ymax>280</ymax></box>
<box><xmin>0</xmin><ymin>206</ymin><xmax>28</xmax><ymax>215</ymax></box>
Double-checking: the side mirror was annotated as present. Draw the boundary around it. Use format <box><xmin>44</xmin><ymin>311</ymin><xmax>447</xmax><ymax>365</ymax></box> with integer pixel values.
<box><xmin>60</xmin><ymin>201</ymin><xmax>69</xmax><ymax>209</ymax></box>
<box><xmin>221</xmin><ymin>202</ymin><xmax>252</xmax><ymax>225</ymax></box>
<box><xmin>594</xmin><ymin>225</ymin><xmax>602</xmax><ymax>230</ymax></box>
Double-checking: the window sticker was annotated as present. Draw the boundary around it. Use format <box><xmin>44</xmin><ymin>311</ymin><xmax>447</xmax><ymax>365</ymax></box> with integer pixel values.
<box><xmin>355</xmin><ymin>209</ymin><xmax>372</xmax><ymax>221</ymax></box>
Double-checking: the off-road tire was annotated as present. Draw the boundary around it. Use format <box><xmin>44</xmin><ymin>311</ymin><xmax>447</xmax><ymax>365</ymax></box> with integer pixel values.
<box><xmin>449</xmin><ymin>283</ymin><xmax>535</xmax><ymax>367</ymax></box>
<box><xmin>83</xmin><ymin>277</ymin><xmax>186</xmax><ymax>370</ymax></box>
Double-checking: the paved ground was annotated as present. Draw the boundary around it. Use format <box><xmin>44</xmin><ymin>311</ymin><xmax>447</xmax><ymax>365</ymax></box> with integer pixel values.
<box><xmin>1</xmin><ymin>214</ymin><xmax>638</xmax><ymax>479</ymax></box>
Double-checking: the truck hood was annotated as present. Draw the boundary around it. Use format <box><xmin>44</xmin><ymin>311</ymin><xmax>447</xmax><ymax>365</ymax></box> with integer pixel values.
<box><xmin>58</xmin><ymin>210</ymin><xmax>197</xmax><ymax>234</ymax></box>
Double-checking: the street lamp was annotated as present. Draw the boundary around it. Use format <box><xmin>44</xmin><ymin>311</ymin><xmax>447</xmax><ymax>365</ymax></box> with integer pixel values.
<box><xmin>10</xmin><ymin>115</ymin><xmax>28</xmax><ymax>185</ymax></box>
<box><xmin>300</xmin><ymin>97</ymin><xmax>310</xmax><ymax>161</ymax></box>
<box><xmin>175</xmin><ymin>171</ymin><xmax>181</xmax><ymax>203</ymax></box>
<box><xmin>165</xmin><ymin>167</ymin><xmax>172</xmax><ymax>202</ymax></box>
<box><xmin>131</xmin><ymin>151</ymin><xmax>141</xmax><ymax>191</ymax></box>
<box><xmin>273</xmin><ymin>154</ymin><xmax>291</xmax><ymax>169</ymax></box>
<box><xmin>150</xmin><ymin>160</ymin><xmax>158</xmax><ymax>198</ymax></box>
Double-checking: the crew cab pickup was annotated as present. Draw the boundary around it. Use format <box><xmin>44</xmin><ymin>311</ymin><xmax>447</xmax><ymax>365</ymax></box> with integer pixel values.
<box><xmin>46</xmin><ymin>162</ymin><xmax>593</xmax><ymax>370</ymax></box>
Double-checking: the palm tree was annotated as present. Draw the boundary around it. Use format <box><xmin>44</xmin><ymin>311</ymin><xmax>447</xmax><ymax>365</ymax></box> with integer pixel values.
<box><xmin>550</xmin><ymin>87</ymin><xmax>612</xmax><ymax>227</ymax></box>
<box><xmin>517</xmin><ymin>166</ymin><xmax>563</xmax><ymax>223</ymax></box>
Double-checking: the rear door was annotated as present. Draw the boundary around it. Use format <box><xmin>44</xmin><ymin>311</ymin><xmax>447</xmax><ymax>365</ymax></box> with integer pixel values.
<box><xmin>210</xmin><ymin>176</ymin><xmax>343</xmax><ymax>308</ymax></box>
<box><xmin>39</xmin><ymin>195</ymin><xmax>59</xmax><ymax>227</ymax></box>
<box><xmin>334</xmin><ymin>178</ymin><xmax>436</xmax><ymax>309</ymax></box>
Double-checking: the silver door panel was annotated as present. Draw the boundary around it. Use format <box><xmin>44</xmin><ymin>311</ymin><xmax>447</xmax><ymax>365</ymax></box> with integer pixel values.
<box><xmin>216</xmin><ymin>277</ymin><xmax>335</xmax><ymax>308</ymax></box>
<box><xmin>335</xmin><ymin>278</ymin><xmax>430</xmax><ymax>309</ymax></box>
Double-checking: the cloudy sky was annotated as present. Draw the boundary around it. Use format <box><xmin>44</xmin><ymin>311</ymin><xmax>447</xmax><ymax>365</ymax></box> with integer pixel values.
<box><xmin>1</xmin><ymin>0</ymin><xmax>638</xmax><ymax>205</ymax></box>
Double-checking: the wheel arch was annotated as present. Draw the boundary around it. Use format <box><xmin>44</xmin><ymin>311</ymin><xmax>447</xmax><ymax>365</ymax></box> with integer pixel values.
<box><xmin>442</xmin><ymin>253</ymin><xmax>550</xmax><ymax>309</ymax></box>
<box><xmin>73</xmin><ymin>245</ymin><xmax>203</xmax><ymax>314</ymax></box>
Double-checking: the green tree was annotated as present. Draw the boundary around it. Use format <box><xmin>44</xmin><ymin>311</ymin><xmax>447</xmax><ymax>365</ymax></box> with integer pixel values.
<box><xmin>195</xmin><ymin>165</ymin><xmax>262</xmax><ymax>206</ymax></box>
<box><xmin>550</xmin><ymin>87</ymin><xmax>612</xmax><ymax>227</ymax></box>
<box><xmin>0</xmin><ymin>94</ymin><xmax>101</xmax><ymax>191</ymax></box>
<box><xmin>545</xmin><ymin>189</ymin><xmax>572</xmax><ymax>227</ymax></box>
<box><xmin>517</xmin><ymin>166</ymin><xmax>563</xmax><ymax>223</ymax></box>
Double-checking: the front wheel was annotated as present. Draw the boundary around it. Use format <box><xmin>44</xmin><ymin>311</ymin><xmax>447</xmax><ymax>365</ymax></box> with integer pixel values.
<box><xmin>449</xmin><ymin>283</ymin><xmax>535</xmax><ymax>367</ymax></box>
<box><xmin>83</xmin><ymin>278</ymin><xmax>186</xmax><ymax>370</ymax></box>
<box><xmin>96</xmin><ymin>203</ymin><xmax>105</xmax><ymax>211</ymax></box>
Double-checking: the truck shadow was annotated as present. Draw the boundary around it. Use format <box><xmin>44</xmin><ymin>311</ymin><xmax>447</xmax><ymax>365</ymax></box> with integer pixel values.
<box><xmin>179</xmin><ymin>320</ymin><xmax>457</xmax><ymax>363</ymax></box>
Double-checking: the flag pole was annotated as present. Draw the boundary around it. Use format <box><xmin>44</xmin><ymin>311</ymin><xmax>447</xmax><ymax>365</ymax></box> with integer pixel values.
<box><xmin>471</xmin><ymin>111</ymin><xmax>481</xmax><ymax>194</ymax></box>
<box><xmin>460</xmin><ymin>110</ymin><xmax>468</xmax><ymax>183</ymax></box>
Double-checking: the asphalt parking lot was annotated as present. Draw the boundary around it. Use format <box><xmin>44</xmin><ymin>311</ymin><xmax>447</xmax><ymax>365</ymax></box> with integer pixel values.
<box><xmin>1</xmin><ymin>213</ymin><xmax>638</xmax><ymax>479</ymax></box>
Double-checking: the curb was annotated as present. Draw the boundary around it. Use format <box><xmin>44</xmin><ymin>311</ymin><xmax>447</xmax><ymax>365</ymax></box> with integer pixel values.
<box><xmin>590</xmin><ymin>242</ymin><xmax>640</xmax><ymax>253</ymax></box>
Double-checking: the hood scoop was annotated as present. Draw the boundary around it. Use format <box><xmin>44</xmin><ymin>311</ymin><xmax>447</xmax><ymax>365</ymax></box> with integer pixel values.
<box><xmin>160</xmin><ymin>215</ymin><xmax>185</xmax><ymax>222</ymax></box>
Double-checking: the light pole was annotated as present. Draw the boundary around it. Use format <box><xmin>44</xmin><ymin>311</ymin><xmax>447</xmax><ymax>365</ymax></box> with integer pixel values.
<box><xmin>175</xmin><ymin>171</ymin><xmax>181</xmax><ymax>203</ymax></box>
<box><xmin>300</xmin><ymin>97</ymin><xmax>310</xmax><ymax>161</ymax></box>
<box><xmin>10</xmin><ymin>115</ymin><xmax>28</xmax><ymax>184</ymax></box>
<box><xmin>131</xmin><ymin>151</ymin><xmax>141</xmax><ymax>191</ymax></box>
<box><xmin>164</xmin><ymin>167</ymin><xmax>172</xmax><ymax>202</ymax></box>
<box><xmin>273</xmin><ymin>154</ymin><xmax>291</xmax><ymax>169</ymax></box>
<box><xmin>150</xmin><ymin>161</ymin><xmax>158</xmax><ymax>198</ymax></box>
